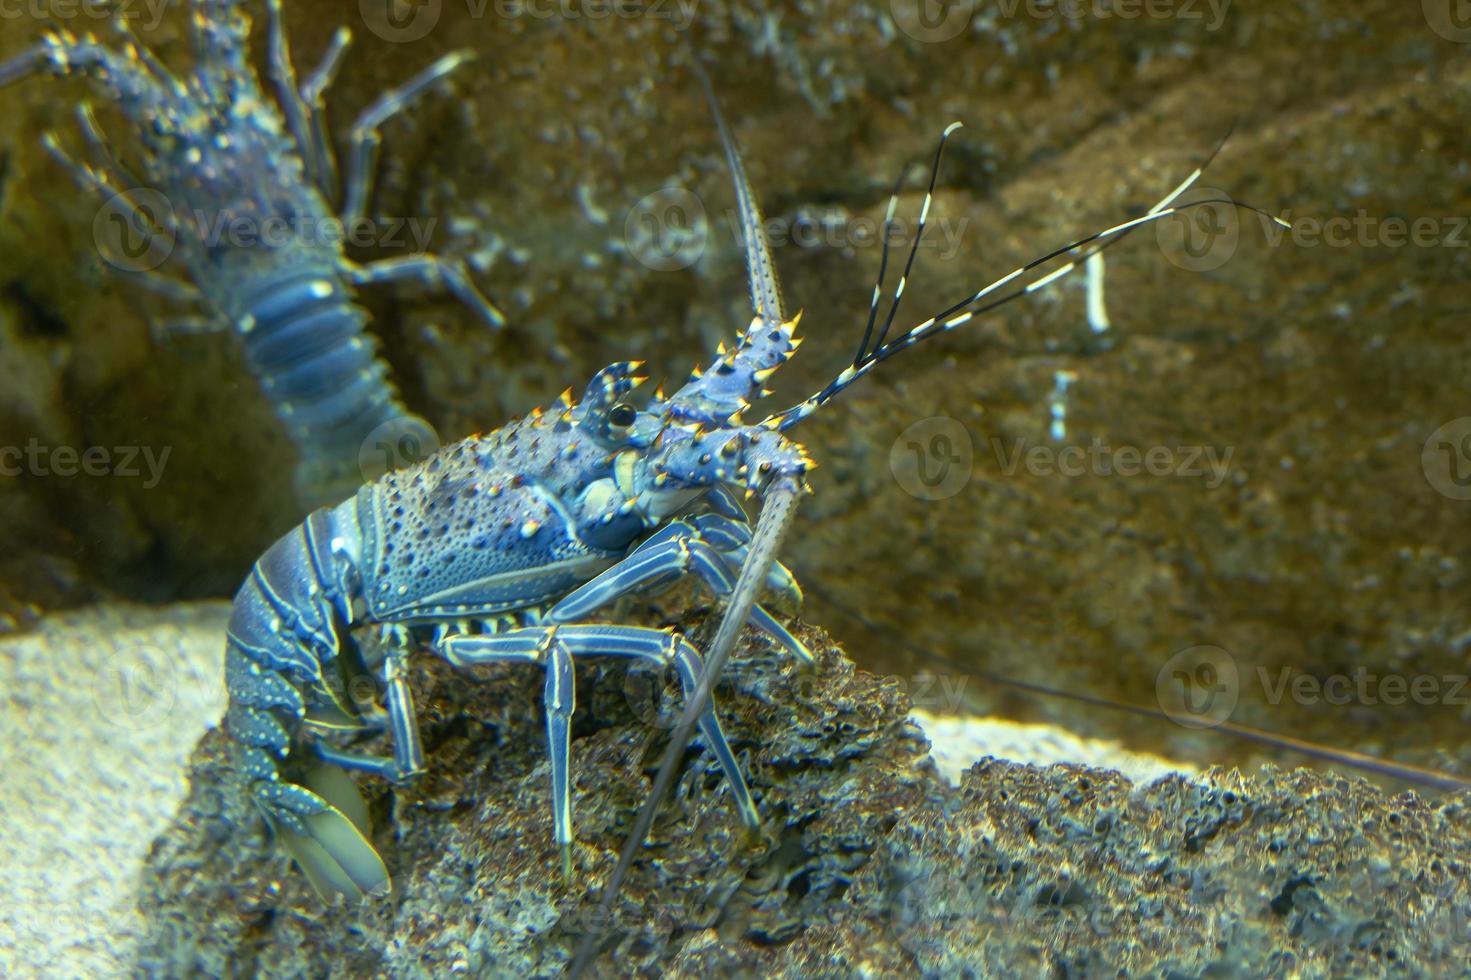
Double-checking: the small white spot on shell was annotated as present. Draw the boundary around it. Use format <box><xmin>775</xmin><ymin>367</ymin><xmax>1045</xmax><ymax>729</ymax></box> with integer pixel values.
<box><xmin>521</xmin><ymin>520</ymin><xmax>541</xmax><ymax>538</ymax></box>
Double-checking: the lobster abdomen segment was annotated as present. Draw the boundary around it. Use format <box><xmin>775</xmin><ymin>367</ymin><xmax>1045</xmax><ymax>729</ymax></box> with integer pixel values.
<box><xmin>236</xmin><ymin>268</ymin><xmax>422</xmax><ymax>507</ymax></box>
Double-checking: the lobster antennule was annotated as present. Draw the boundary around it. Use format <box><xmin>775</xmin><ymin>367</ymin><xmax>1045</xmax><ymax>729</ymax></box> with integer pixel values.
<box><xmin>762</xmin><ymin>131</ymin><xmax>1290</xmax><ymax>433</ymax></box>
<box><xmin>857</xmin><ymin>119</ymin><xmax>964</xmax><ymax>366</ymax></box>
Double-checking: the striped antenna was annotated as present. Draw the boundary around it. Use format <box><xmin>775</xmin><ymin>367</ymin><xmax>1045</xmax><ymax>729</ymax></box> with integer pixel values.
<box><xmin>856</xmin><ymin>120</ymin><xmax>964</xmax><ymax>365</ymax></box>
<box><xmin>765</xmin><ymin>128</ymin><xmax>1289</xmax><ymax>432</ymax></box>
<box><xmin>670</xmin><ymin>57</ymin><xmax>802</xmax><ymax>421</ymax></box>
<box><xmin>855</xmin><ymin>161</ymin><xmax>916</xmax><ymax>366</ymax></box>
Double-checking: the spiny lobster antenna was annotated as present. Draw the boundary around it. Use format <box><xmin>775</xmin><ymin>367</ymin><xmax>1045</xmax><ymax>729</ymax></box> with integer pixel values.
<box><xmin>766</xmin><ymin>127</ymin><xmax>1289</xmax><ymax>432</ymax></box>
<box><xmin>809</xmin><ymin>580</ymin><xmax>1471</xmax><ymax>794</ymax></box>
<box><xmin>690</xmin><ymin>54</ymin><xmax>785</xmax><ymax>330</ymax></box>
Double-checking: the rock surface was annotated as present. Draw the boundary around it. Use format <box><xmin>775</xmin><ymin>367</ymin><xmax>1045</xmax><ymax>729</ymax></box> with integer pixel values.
<box><xmin>136</xmin><ymin>610</ymin><xmax>1471</xmax><ymax>977</ymax></box>
<box><xmin>0</xmin><ymin>599</ymin><xmax>1196</xmax><ymax>976</ymax></box>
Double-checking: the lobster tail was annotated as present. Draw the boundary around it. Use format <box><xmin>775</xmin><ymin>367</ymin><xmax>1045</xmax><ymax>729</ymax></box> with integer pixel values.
<box><xmin>224</xmin><ymin>505</ymin><xmax>390</xmax><ymax>900</ymax></box>
<box><xmin>237</xmin><ymin>267</ymin><xmax>425</xmax><ymax>507</ymax></box>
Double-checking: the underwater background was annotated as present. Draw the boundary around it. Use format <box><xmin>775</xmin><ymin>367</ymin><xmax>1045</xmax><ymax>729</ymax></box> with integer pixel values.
<box><xmin>3</xmin><ymin>0</ymin><xmax>1471</xmax><ymax>975</ymax></box>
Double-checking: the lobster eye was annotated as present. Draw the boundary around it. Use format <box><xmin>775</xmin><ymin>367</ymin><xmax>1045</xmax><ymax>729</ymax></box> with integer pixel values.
<box><xmin>608</xmin><ymin>403</ymin><xmax>637</xmax><ymax>428</ymax></box>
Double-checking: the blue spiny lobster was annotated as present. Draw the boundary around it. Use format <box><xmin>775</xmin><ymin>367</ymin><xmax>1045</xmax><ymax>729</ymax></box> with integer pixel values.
<box><xmin>0</xmin><ymin>0</ymin><xmax>504</xmax><ymax>507</ymax></box>
<box><xmin>215</xmin><ymin>64</ymin><xmax>1284</xmax><ymax>899</ymax></box>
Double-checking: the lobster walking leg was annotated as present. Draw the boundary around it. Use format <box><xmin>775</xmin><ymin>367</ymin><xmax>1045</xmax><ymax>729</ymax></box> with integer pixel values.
<box><xmin>298</xmin><ymin>30</ymin><xmax>352</xmax><ymax>197</ymax></box>
<box><xmin>310</xmin><ymin>647</ymin><xmax>427</xmax><ymax>783</ymax></box>
<box><xmin>340</xmin><ymin>50</ymin><xmax>473</xmax><ymax>227</ymax></box>
<box><xmin>349</xmin><ymin>254</ymin><xmax>506</xmax><ymax>330</ymax></box>
<box><xmin>263</xmin><ymin>0</ymin><xmax>318</xmax><ymax>187</ymax></box>
<box><xmin>441</xmin><ymin>624</ymin><xmax>759</xmax><ymax>874</ymax></box>
<box><xmin>73</xmin><ymin>103</ymin><xmax>144</xmax><ymax>189</ymax></box>
<box><xmin>261</xmin><ymin>0</ymin><xmax>352</xmax><ymax>193</ymax></box>
<box><xmin>681</xmin><ymin>513</ymin><xmax>804</xmax><ymax>609</ymax></box>
<box><xmin>547</xmin><ymin>518</ymin><xmax>812</xmax><ymax>663</ymax></box>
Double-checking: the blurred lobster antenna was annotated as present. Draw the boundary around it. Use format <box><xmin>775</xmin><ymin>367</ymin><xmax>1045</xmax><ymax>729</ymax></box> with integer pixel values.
<box><xmin>807</xmin><ymin>581</ymin><xmax>1471</xmax><ymax>794</ymax></box>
